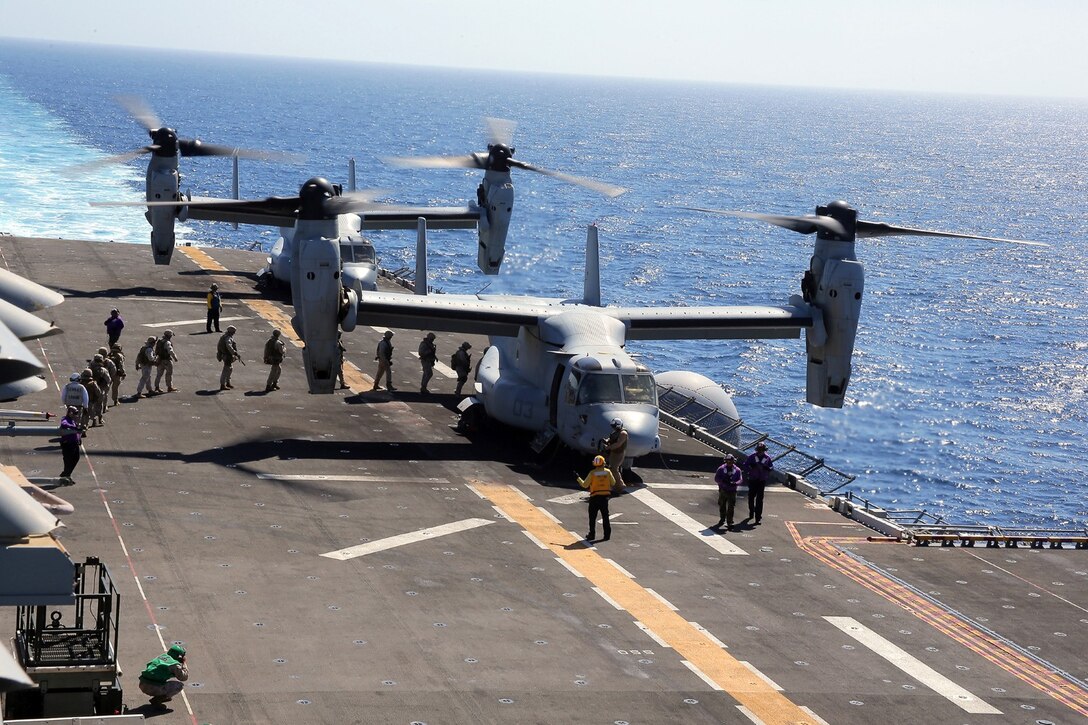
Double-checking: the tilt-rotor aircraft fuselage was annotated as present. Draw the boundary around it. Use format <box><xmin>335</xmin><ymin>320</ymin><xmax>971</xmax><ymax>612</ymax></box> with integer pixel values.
<box><xmin>358</xmin><ymin>225</ymin><xmax>820</xmax><ymax>457</ymax></box>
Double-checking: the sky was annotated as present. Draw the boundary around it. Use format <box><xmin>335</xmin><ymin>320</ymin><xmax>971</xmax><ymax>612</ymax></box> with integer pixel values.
<box><xmin>1</xmin><ymin>0</ymin><xmax>1086</xmax><ymax>99</ymax></box>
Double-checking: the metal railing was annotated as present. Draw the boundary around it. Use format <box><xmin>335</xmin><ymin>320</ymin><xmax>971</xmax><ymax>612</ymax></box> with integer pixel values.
<box><xmin>656</xmin><ymin>384</ymin><xmax>1086</xmax><ymax>546</ymax></box>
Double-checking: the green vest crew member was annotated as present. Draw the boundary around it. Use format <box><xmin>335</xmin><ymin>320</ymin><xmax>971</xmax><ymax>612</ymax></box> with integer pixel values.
<box><xmin>139</xmin><ymin>644</ymin><xmax>189</xmax><ymax>708</ymax></box>
<box><xmin>577</xmin><ymin>455</ymin><xmax>616</xmax><ymax>542</ymax></box>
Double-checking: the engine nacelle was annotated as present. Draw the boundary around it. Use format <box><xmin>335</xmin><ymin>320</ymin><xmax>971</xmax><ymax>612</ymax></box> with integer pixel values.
<box><xmin>292</xmin><ymin>225</ymin><xmax>342</xmax><ymax>393</ymax></box>
<box><xmin>145</xmin><ymin>159</ymin><xmax>180</xmax><ymax>265</ymax></box>
<box><xmin>804</xmin><ymin>247</ymin><xmax>864</xmax><ymax>408</ymax></box>
<box><xmin>476</xmin><ymin>173</ymin><xmax>513</xmax><ymax>275</ymax></box>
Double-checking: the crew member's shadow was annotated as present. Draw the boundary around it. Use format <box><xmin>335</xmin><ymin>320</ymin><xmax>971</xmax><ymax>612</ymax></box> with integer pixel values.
<box><xmin>126</xmin><ymin>703</ymin><xmax>173</xmax><ymax>718</ymax></box>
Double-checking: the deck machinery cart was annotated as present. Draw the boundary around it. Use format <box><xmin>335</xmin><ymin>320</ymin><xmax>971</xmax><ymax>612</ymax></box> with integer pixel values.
<box><xmin>3</xmin><ymin>557</ymin><xmax>124</xmax><ymax>719</ymax></box>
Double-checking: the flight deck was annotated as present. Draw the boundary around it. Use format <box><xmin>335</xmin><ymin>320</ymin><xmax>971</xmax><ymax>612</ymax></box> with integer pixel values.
<box><xmin>1</xmin><ymin>236</ymin><xmax>1085</xmax><ymax>724</ymax></box>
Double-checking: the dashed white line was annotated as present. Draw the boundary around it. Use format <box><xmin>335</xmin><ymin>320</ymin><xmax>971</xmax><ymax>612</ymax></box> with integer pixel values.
<box><xmin>739</xmin><ymin>660</ymin><xmax>783</xmax><ymax>691</ymax></box>
<box><xmin>644</xmin><ymin>588</ymin><xmax>678</xmax><ymax>611</ymax></box>
<box><xmin>521</xmin><ymin>530</ymin><xmax>548</xmax><ymax>550</ymax></box>
<box><xmin>688</xmin><ymin>621</ymin><xmax>728</xmax><ymax>649</ymax></box>
<box><xmin>799</xmin><ymin>706</ymin><xmax>830</xmax><ymax>725</ymax></box>
<box><xmin>605</xmin><ymin>558</ymin><xmax>636</xmax><ymax>579</ymax></box>
<box><xmin>682</xmin><ymin>660</ymin><xmax>723</xmax><ymax>691</ymax></box>
<box><xmin>591</xmin><ymin>586</ymin><xmax>625</xmax><ymax>611</ymax></box>
<box><xmin>554</xmin><ymin>556</ymin><xmax>586</xmax><ymax>579</ymax></box>
<box><xmin>634</xmin><ymin>621</ymin><xmax>670</xmax><ymax>648</ymax></box>
<box><xmin>736</xmin><ymin>705</ymin><xmax>766</xmax><ymax>724</ymax></box>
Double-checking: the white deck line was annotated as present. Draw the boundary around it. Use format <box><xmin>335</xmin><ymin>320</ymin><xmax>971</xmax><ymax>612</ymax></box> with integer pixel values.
<box><xmin>547</xmin><ymin>492</ymin><xmax>588</xmax><ymax>505</ymax></box>
<box><xmin>591</xmin><ymin>586</ymin><xmax>625</xmax><ymax>611</ymax></box>
<box><xmin>799</xmin><ymin>706</ymin><xmax>831</xmax><ymax>725</ymax></box>
<box><xmin>644</xmin><ymin>588</ymin><xmax>679</xmax><ymax>611</ymax></box>
<box><xmin>143</xmin><ymin>315</ymin><xmax>250</xmax><ymax>328</ymax></box>
<box><xmin>633</xmin><ymin>621</ymin><xmax>670</xmax><ymax>648</ymax></box>
<box><xmin>554</xmin><ymin>556</ymin><xmax>586</xmax><ymax>579</ymax></box>
<box><xmin>681</xmin><ymin>660</ymin><xmax>724</xmax><ymax>691</ymax></box>
<box><xmin>320</xmin><ymin>518</ymin><xmax>495</xmax><ymax>560</ymax></box>
<box><xmin>257</xmin><ymin>473</ymin><xmax>449</xmax><ymax>484</ymax></box>
<box><xmin>521</xmin><ymin>530</ymin><xmax>548</xmax><ymax>550</ymax></box>
<box><xmin>630</xmin><ymin>488</ymin><xmax>748</xmax><ymax>556</ymax></box>
<box><xmin>605</xmin><ymin>558</ymin><xmax>636</xmax><ymax>579</ymax></box>
<box><xmin>735</xmin><ymin>705</ymin><xmax>766</xmax><ymax>724</ymax></box>
<box><xmin>409</xmin><ymin>350</ymin><xmax>457</xmax><ymax>378</ymax></box>
<box><xmin>739</xmin><ymin>660</ymin><xmax>783</xmax><ymax>691</ymax></box>
<box><xmin>687</xmin><ymin>621</ymin><xmax>728</xmax><ymax>649</ymax></box>
<box><xmin>823</xmin><ymin>616</ymin><xmax>1002</xmax><ymax>714</ymax></box>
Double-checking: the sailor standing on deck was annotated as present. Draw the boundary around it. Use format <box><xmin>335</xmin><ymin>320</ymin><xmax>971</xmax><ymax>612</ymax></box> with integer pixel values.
<box><xmin>218</xmin><ymin>326</ymin><xmax>240</xmax><ymax>390</ymax></box>
<box><xmin>134</xmin><ymin>336</ymin><xmax>158</xmax><ymax>398</ymax></box>
<box><xmin>138</xmin><ymin>644</ymin><xmax>189</xmax><ymax>709</ymax></box>
<box><xmin>61</xmin><ymin>373</ymin><xmax>88</xmax><ymax>420</ymax></box>
<box><xmin>58</xmin><ymin>406</ymin><xmax>82</xmax><ymax>485</ymax></box>
<box><xmin>602</xmin><ymin>418</ymin><xmax>629</xmax><ymax>491</ymax></box>
<box><xmin>263</xmin><ymin>329</ymin><xmax>286</xmax><ymax>392</ymax></box>
<box><xmin>743</xmin><ymin>442</ymin><xmax>774</xmax><ymax>525</ymax></box>
<box><xmin>107</xmin><ymin>344</ymin><xmax>126</xmax><ymax>406</ymax></box>
<box><xmin>206</xmin><ymin>283</ymin><xmax>222</xmax><ymax>333</ymax></box>
<box><xmin>418</xmin><ymin>332</ymin><xmax>437</xmax><ymax>394</ymax></box>
<box><xmin>153</xmin><ymin>331</ymin><xmax>179</xmax><ymax>393</ymax></box>
<box><xmin>451</xmin><ymin>342</ymin><xmax>472</xmax><ymax>395</ymax></box>
<box><xmin>372</xmin><ymin>330</ymin><xmax>395</xmax><ymax>391</ymax></box>
<box><xmin>577</xmin><ymin>455</ymin><xmax>616</xmax><ymax>543</ymax></box>
<box><xmin>103</xmin><ymin>308</ymin><xmax>124</xmax><ymax>348</ymax></box>
<box><xmin>714</xmin><ymin>455</ymin><xmax>742</xmax><ymax>531</ymax></box>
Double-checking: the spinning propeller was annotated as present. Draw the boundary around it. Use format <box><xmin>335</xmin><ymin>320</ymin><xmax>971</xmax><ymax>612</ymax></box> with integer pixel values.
<box><xmin>70</xmin><ymin>96</ymin><xmax>293</xmax><ymax>172</ymax></box>
<box><xmin>384</xmin><ymin>117</ymin><xmax>628</xmax><ymax>198</ymax></box>
<box><xmin>684</xmin><ymin>200</ymin><xmax>1046</xmax><ymax>247</ymax></box>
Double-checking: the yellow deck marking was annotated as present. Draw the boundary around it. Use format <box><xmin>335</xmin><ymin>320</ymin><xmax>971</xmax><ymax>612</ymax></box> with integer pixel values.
<box><xmin>474</xmin><ymin>481</ymin><xmax>817</xmax><ymax>725</ymax></box>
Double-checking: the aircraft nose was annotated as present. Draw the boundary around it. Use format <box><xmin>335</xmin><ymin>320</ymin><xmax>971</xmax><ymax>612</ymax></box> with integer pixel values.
<box><xmin>605</xmin><ymin>411</ymin><xmax>660</xmax><ymax>457</ymax></box>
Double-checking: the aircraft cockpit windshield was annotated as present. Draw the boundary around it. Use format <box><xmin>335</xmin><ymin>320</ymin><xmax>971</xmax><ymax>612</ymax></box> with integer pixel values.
<box><xmin>575</xmin><ymin>372</ymin><xmax>656</xmax><ymax>405</ymax></box>
<box><xmin>340</xmin><ymin>239</ymin><xmax>377</xmax><ymax>265</ymax></box>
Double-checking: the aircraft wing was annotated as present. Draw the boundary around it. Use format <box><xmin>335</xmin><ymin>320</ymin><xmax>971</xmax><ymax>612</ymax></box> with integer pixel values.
<box><xmin>360</xmin><ymin>290</ymin><xmax>814</xmax><ymax>341</ymax></box>
<box><xmin>182</xmin><ymin>197</ymin><xmax>300</xmax><ymax>227</ymax></box>
<box><xmin>360</xmin><ymin>207</ymin><xmax>480</xmax><ymax>230</ymax></box>
<box><xmin>605</xmin><ymin>304</ymin><xmax>814</xmax><ymax>340</ymax></box>
<box><xmin>357</xmin><ymin>292</ymin><xmax>548</xmax><ymax>337</ymax></box>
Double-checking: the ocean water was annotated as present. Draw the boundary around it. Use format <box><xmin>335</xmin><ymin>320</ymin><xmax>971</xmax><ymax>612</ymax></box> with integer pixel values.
<box><xmin>1</xmin><ymin>40</ymin><xmax>1085</xmax><ymax>529</ymax></box>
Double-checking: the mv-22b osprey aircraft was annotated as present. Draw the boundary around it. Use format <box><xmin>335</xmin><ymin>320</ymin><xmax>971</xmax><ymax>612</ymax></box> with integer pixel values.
<box><xmin>95</xmin><ymin>117</ymin><xmax>625</xmax><ymax>394</ymax></box>
<box><xmin>357</xmin><ymin>201</ymin><xmax>1042</xmax><ymax>460</ymax></box>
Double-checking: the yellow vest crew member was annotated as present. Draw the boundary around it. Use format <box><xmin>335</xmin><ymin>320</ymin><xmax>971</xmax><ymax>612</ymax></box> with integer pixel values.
<box><xmin>577</xmin><ymin>455</ymin><xmax>616</xmax><ymax>542</ymax></box>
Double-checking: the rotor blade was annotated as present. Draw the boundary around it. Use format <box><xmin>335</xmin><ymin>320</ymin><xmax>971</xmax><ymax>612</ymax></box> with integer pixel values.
<box><xmin>64</xmin><ymin>146</ymin><xmax>155</xmax><ymax>175</ymax></box>
<box><xmin>324</xmin><ymin>190</ymin><xmax>391</xmax><ymax>215</ymax></box>
<box><xmin>681</xmin><ymin>207</ymin><xmax>845</xmax><ymax>237</ymax></box>
<box><xmin>116</xmin><ymin>95</ymin><xmax>161</xmax><ymax>132</ymax></box>
<box><xmin>856</xmin><ymin>220</ymin><xmax>1047</xmax><ymax>247</ymax></box>
<box><xmin>382</xmin><ymin>153</ymin><xmax>488</xmax><ymax>170</ymax></box>
<box><xmin>178</xmin><ymin>139</ymin><xmax>301</xmax><ymax>163</ymax></box>
<box><xmin>485</xmin><ymin>117</ymin><xmax>517</xmax><ymax>148</ymax></box>
<box><xmin>506</xmin><ymin>159</ymin><xmax>627</xmax><ymax>198</ymax></box>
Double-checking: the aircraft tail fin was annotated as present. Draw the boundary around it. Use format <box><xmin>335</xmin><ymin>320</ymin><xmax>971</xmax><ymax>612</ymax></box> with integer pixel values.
<box><xmin>583</xmin><ymin>224</ymin><xmax>601</xmax><ymax>306</ymax></box>
<box><xmin>415</xmin><ymin>216</ymin><xmax>428</xmax><ymax>296</ymax></box>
